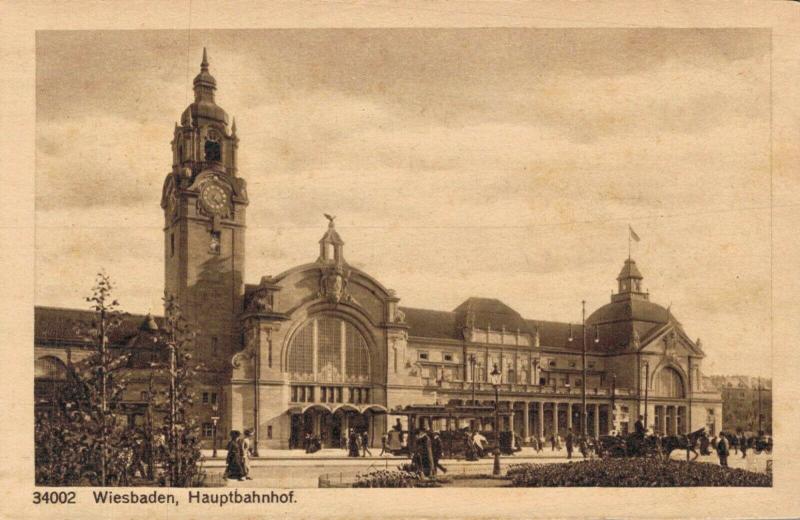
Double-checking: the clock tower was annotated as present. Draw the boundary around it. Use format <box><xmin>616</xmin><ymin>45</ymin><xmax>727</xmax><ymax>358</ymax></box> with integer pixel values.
<box><xmin>160</xmin><ymin>49</ymin><xmax>248</xmax><ymax>376</ymax></box>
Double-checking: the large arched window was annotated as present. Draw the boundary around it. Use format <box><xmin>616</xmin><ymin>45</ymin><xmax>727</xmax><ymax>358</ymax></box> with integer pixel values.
<box><xmin>654</xmin><ymin>366</ymin><xmax>685</xmax><ymax>398</ymax></box>
<box><xmin>287</xmin><ymin>315</ymin><xmax>370</xmax><ymax>383</ymax></box>
<box><xmin>35</xmin><ymin>356</ymin><xmax>68</xmax><ymax>380</ymax></box>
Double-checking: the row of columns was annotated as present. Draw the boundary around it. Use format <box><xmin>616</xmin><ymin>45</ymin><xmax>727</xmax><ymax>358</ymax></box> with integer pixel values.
<box><xmin>517</xmin><ymin>401</ymin><xmax>608</xmax><ymax>440</ymax></box>
<box><xmin>456</xmin><ymin>401</ymin><xmax>612</xmax><ymax>440</ymax></box>
<box><xmin>652</xmin><ymin>404</ymin><xmax>687</xmax><ymax>435</ymax></box>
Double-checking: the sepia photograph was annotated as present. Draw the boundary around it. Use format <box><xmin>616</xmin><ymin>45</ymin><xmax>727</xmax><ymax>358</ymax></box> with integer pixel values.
<box><xmin>31</xmin><ymin>26</ymin><xmax>776</xmax><ymax>491</ymax></box>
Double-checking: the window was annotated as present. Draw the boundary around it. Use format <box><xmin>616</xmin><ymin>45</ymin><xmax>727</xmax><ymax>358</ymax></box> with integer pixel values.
<box><xmin>549</xmin><ymin>360</ymin><xmax>556</xmax><ymax>367</ymax></box>
<box><xmin>443</xmin><ymin>353</ymin><xmax>453</xmax><ymax>362</ymax></box>
<box><xmin>211</xmin><ymin>392</ymin><xmax>217</xmax><ymax>406</ymax></box>
<box><xmin>267</xmin><ymin>426</ymin><xmax>273</xmax><ymax>439</ymax></box>
<box><xmin>202</xmin><ymin>392</ymin><xmax>209</xmax><ymax>404</ymax></box>
<box><xmin>569</xmin><ymin>361</ymin><xmax>576</xmax><ymax>368</ymax></box>
<box><xmin>539</xmin><ymin>377</ymin><xmax>547</xmax><ymax>385</ymax></box>
<box><xmin>210</xmin><ymin>231</ymin><xmax>221</xmax><ymax>254</ymax></box>
<box><xmin>170</xmin><ymin>233</ymin><xmax>175</xmax><ymax>257</ymax></box>
<box><xmin>140</xmin><ymin>391</ymin><xmax>149</xmax><ymax>401</ymax></box>
<box><xmin>211</xmin><ymin>336</ymin><xmax>218</xmax><ymax>350</ymax></box>
<box><xmin>35</xmin><ymin>357</ymin><xmax>68</xmax><ymax>381</ymax></box>
<box><xmin>654</xmin><ymin>367</ymin><xmax>685</xmax><ymax>398</ymax></box>
<box><xmin>204</xmin><ymin>134</ymin><xmax>222</xmax><ymax>162</ymax></box>
<box><xmin>418</xmin><ymin>352</ymin><xmax>429</xmax><ymax>361</ymax></box>
<box><xmin>202</xmin><ymin>423</ymin><xmax>213</xmax><ymax>438</ymax></box>
<box><xmin>286</xmin><ymin>315</ymin><xmax>370</xmax><ymax>383</ymax></box>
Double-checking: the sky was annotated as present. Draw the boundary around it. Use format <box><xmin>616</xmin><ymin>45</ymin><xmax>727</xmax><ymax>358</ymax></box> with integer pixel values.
<box><xmin>35</xmin><ymin>29</ymin><xmax>773</xmax><ymax>376</ymax></box>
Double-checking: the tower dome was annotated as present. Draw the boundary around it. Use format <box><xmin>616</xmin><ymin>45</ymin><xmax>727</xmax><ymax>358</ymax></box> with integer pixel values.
<box><xmin>586</xmin><ymin>258</ymin><xmax>677</xmax><ymax>351</ymax></box>
<box><xmin>181</xmin><ymin>48</ymin><xmax>229</xmax><ymax>127</ymax></box>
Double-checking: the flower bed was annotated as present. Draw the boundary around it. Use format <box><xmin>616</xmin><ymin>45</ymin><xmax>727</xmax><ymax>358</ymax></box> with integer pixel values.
<box><xmin>352</xmin><ymin>465</ymin><xmax>449</xmax><ymax>488</ymax></box>
<box><xmin>507</xmin><ymin>459</ymin><xmax>772</xmax><ymax>487</ymax></box>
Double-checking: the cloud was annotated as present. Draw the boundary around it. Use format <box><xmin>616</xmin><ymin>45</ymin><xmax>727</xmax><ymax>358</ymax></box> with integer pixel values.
<box><xmin>34</xmin><ymin>29</ymin><xmax>773</xmax><ymax>376</ymax></box>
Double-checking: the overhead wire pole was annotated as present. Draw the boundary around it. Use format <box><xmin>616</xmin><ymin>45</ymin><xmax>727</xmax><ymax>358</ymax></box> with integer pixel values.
<box><xmin>581</xmin><ymin>301</ymin><xmax>587</xmax><ymax>437</ymax></box>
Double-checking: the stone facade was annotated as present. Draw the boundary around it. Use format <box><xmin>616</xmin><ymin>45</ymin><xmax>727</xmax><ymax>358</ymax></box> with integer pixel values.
<box><xmin>33</xmin><ymin>51</ymin><xmax>723</xmax><ymax>451</ymax></box>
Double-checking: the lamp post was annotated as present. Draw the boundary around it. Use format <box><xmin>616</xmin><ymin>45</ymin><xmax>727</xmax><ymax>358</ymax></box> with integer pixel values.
<box><xmin>581</xmin><ymin>301</ymin><xmax>587</xmax><ymax>437</ymax></box>
<box><xmin>757</xmin><ymin>377</ymin><xmax>763</xmax><ymax>435</ymax></box>
<box><xmin>211</xmin><ymin>402</ymin><xmax>220</xmax><ymax>459</ymax></box>
<box><xmin>611</xmin><ymin>373</ymin><xmax>617</xmax><ymax>433</ymax></box>
<box><xmin>469</xmin><ymin>354</ymin><xmax>477</xmax><ymax>405</ymax></box>
<box><xmin>489</xmin><ymin>363</ymin><xmax>502</xmax><ymax>477</ymax></box>
<box><xmin>643</xmin><ymin>361</ymin><xmax>650</xmax><ymax>433</ymax></box>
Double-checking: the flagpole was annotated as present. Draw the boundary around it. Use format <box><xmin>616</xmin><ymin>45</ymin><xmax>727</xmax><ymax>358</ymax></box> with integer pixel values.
<box><xmin>628</xmin><ymin>227</ymin><xmax>631</xmax><ymax>260</ymax></box>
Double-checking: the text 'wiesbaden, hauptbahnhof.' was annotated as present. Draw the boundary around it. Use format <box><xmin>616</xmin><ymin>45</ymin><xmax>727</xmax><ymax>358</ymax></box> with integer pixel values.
<box><xmin>34</xmin><ymin>51</ymin><xmax>723</xmax><ymax>453</ymax></box>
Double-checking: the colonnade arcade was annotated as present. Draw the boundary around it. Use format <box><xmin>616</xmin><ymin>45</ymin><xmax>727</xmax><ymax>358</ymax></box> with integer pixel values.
<box><xmin>425</xmin><ymin>400</ymin><xmax>614</xmax><ymax>440</ymax></box>
<box><xmin>424</xmin><ymin>399</ymin><xmax>689</xmax><ymax>440</ymax></box>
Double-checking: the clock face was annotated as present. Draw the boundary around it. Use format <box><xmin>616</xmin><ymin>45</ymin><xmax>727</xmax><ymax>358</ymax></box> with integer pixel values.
<box><xmin>200</xmin><ymin>183</ymin><xmax>229</xmax><ymax>215</ymax></box>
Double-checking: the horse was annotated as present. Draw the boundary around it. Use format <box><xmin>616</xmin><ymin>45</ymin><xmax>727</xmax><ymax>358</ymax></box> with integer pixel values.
<box><xmin>660</xmin><ymin>428</ymin><xmax>707</xmax><ymax>461</ymax></box>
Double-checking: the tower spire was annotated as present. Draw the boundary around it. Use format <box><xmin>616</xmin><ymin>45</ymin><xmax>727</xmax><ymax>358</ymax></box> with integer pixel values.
<box><xmin>201</xmin><ymin>47</ymin><xmax>209</xmax><ymax>71</ymax></box>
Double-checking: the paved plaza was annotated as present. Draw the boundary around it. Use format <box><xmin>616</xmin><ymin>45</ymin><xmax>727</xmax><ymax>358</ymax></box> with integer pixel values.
<box><xmin>200</xmin><ymin>447</ymin><xmax>772</xmax><ymax>488</ymax></box>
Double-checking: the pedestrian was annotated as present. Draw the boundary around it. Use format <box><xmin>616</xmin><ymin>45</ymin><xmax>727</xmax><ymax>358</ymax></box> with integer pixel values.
<box><xmin>130</xmin><ymin>429</ymin><xmax>147</xmax><ymax>480</ymax></box>
<box><xmin>348</xmin><ymin>428</ymin><xmax>360</xmax><ymax>457</ymax></box>
<box><xmin>566</xmin><ymin>431</ymin><xmax>574</xmax><ymax>459</ymax></box>
<box><xmin>361</xmin><ymin>431</ymin><xmax>372</xmax><ymax>457</ymax></box>
<box><xmin>238</xmin><ymin>429</ymin><xmax>254</xmax><ymax>480</ymax></box>
<box><xmin>415</xmin><ymin>427</ymin><xmax>434</xmax><ymax>477</ymax></box>
<box><xmin>223</xmin><ymin>430</ymin><xmax>244</xmax><ymax>481</ymax></box>
<box><xmin>379</xmin><ymin>431</ymin><xmax>388</xmax><ymax>456</ymax></box>
<box><xmin>550</xmin><ymin>434</ymin><xmax>556</xmax><ymax>451</ymax></box>
<box><xmin>431</xmin><ymin>431</ymin><xmax>447</xmax><ymax>474</ymax></box>
<box><xmin>716</xmin><ymin>430</ymin><xmax>730</xmax><ymax>467</ymax></box>
<box><xmin>740</xmin><ymin>433</ymin><xmax>748</xmax><ymax>459</ymax></box>
<box><xmin>579</xmin><ymin>435</ymin><xmax>589</xmax><ymax>459</ymax></box>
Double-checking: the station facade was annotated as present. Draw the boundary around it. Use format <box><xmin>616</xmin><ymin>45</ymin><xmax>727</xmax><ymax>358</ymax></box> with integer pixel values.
<box><xmin>34</xmin><ymin>52</ymin><xmax>723</xmax><ymax>450</ymax></box>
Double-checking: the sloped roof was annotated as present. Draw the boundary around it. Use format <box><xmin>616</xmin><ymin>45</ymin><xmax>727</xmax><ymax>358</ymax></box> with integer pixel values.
<box><xmin>399</xmin><ymin>307</ymin><xmax>458</xmax><ymax>339</ymax></box>
<box><xmin>35</xmin><ymin>306</ymin><xmax>164</xmax><ymax>346</ymax></box>
<box><xmin>452</xmin><ymin>297</ymin><xmax>531</xmax><ymax>334</ymax></box>
<box><xmin>617</xmin><ymin>258</ymin><xmax>643</xmax><ymax>280</ymax></box>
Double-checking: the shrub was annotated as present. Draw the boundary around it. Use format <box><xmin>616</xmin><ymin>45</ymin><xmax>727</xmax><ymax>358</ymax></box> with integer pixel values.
<box><xmin>508</xmin><ymin>459</ymin><xmax>771</xmax><ymax>487</ymax></box>
<box><xmin>353</xmin><ymin>469</ymin><xmax>421</xmax><ymax>488</ymax></box>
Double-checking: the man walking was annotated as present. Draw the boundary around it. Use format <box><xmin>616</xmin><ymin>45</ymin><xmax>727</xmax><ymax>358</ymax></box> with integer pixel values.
<box><xmin>565</xmin><ymin>431</ymin><xmax>574</xmax><ymax>459</ymax></box>
<box><xmin>716</xmin><ymin>431</ymin><xmax>730</xmax><ymax>467</ymax></box>
<box><xmin>361</xmin><ymin>431</ymin><xmax>372</xmax><ymax>457</ymax></box>
<box><xmin>431</xmin><ymin>431</ymin><xmax>447</xmax><ymax>474</ymax></box>
<box><xmin>740</xmin><ymin>432</ymin><xmax>748</xmax><ymax>459</ymax></box>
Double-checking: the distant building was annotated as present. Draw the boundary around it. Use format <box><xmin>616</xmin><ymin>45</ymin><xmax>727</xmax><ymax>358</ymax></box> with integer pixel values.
<box><xmin>705</xmin><ymin>376</ymin><xmax>772</xmax><ymax>434</ymax></box>
<box><xmin>34</xmin><ymin>51</ymin><xmax>723</xmax><ymax>450</ymax></box>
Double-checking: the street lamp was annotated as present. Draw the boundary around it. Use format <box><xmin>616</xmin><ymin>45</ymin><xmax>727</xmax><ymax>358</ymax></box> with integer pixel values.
<box><xmin>469</xmin><ymin>354</ymin><xmax>477</xmax><ymax>405</ymax></box>
<box><xmin>643</xmin><ymin>361</ymin><xmax>650</xmax><ymax>433</ymax></box>
<box><xmin>489</xmin><ymin>363</ymin><xmax>502</xmax><ymax>477</ymax></box>
<box><xmin>211</xmin><ymin>402</ymin><xmax>220</xmax><ymax>459</ymax></box>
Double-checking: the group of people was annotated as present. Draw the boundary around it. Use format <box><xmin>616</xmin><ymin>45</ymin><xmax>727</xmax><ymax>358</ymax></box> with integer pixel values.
<box><xmin>223</xmin><ymin>429</ymin><xmax>254</xmax><ymax>481</ymax></box>
<box><xmin>409</xmin><ymin>426</ymin><xmax>447</xmax><ymax>477</ymax></box>
<box><xmin>344</xmin><ymin>428</ymin><xmax>372</xmax><ymax>457</ymax></box>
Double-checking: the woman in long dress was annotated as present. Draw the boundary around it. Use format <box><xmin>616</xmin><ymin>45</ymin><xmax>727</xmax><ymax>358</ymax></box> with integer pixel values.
<box><xmin>224</xmin><ymin>430</ymin><xmax>244</xmax><ymax>480</ymax></box>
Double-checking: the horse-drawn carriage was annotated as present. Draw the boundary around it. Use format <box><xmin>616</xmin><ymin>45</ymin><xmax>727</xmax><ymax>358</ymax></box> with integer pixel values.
<box><xmin>596</xmin><ymin>428</ymin><xmax>709</xmax><ymax>460</ymax></box>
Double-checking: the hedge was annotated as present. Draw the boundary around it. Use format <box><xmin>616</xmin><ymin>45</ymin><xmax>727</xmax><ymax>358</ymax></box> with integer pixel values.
<box><xmin>507</xmin><ymin>459</ymin><xmax>772</xmax><ymax>487</ymax></box>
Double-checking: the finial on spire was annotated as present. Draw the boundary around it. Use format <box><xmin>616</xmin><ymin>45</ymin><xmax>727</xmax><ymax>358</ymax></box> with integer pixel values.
<box><xmin>201</xmin><ymin>47</ymin><xmax>209</xmax><ymax>71</ymax></box>
<box><xmin>324</xmin><ymin>213</ymin><xmax>336</xmax><ymax>228</ymax></box>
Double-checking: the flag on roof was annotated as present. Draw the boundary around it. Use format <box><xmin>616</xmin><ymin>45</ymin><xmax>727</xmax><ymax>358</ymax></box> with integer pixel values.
<box><xmin>629</xmin><ymin>225</ymin><xmax>641</xmax><ymax>242</ymax></box>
